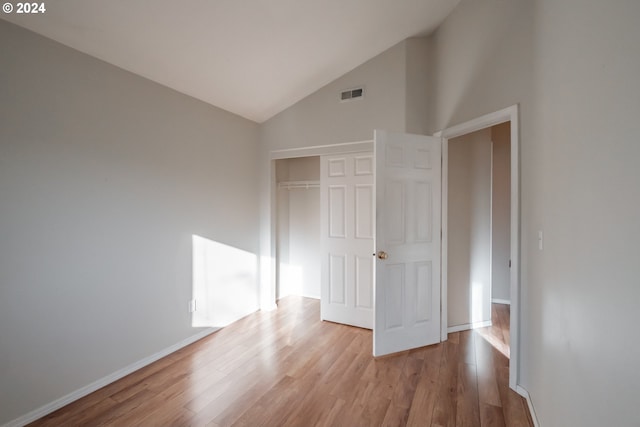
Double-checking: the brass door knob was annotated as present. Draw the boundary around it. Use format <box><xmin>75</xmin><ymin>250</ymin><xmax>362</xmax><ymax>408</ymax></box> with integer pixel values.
<box><xmin>377</xmin><ymin>251</ymin><xmax>388</xmax><ymax>260</ymax></box>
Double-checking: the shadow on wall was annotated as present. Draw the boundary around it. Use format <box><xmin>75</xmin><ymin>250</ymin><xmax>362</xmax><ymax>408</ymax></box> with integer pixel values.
<box><xmin>191</xmin><ymin>235</ymin><xmax>259</xmax><ymax>328</ymax></box>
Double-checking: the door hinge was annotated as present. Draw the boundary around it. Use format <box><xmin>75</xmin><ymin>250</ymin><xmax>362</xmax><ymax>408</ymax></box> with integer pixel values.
<box><xmin>509</xmin><ymin>259</ymin><xmax>512</xmax><ymax>268</ymax></box>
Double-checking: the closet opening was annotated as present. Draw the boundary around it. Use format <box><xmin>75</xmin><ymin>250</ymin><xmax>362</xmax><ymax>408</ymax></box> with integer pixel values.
<box><xmin>275</xmin><ymin>156</ymin><xmax>321</xmax><ymax>301</ymax></box>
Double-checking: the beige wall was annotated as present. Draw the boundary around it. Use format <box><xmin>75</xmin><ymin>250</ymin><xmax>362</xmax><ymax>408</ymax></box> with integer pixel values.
<box><xmin>491</xmin><ymin>122</ymin><xmax>510</xmax><ymax>302</ymax></box>
<box><xmin>434</xmin><ymin>0</ymin><xmax>640</xmax><ymax>425</ymax></box>
<box><xmin>432</xmin><ymin>0</ymin><xmax>533</xmax><ymax>133</ymax></box>
<box><xmin>261</xmin><ymin>40</ymin><xmax>408</xmax><ymax>152</ymax></box>
<box><xmin>260</xmin><ymin>37</ymin><xmax>432</xmax><ymax>150</ymax></box>
<box><xmin>528</xmin><ymin>1</ymin><xmax>640</xmax><ymax>424</ymax></box>
<box><xmin>405</xmin><ymin>38</ymin><xmax>433</xmax><ymax>135</ymax></box>
<box><xmin>447</xmin><ymin>128</ymin><xmax>492</xmax><ymax>328</ymax></box>
<box><xmin>0</xmin><ymin>20</ymin><xmax>260</xmax><ymax>424</ymax></box>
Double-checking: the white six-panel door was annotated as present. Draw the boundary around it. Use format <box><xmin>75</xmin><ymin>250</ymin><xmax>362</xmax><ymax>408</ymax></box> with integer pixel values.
<box><xmin>320</xmin><ymin>152</ymin><xmax>375</xmax><ymax>329</ymax></box>
<box><xmin>373</xmin><ymin>131</ymin><xmax>442</xmax><ymax>356</ymax></box>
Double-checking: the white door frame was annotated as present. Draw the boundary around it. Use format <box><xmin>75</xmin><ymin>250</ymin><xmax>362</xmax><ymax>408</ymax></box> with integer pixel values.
<box><xmin>268</xmin><ymin>140</ymin><xmax>374</xmax><ymax>307</ymax></box>
<box><xmin>435</xmin><ymin>104</ymin><xmax>520</xmax><ymax>391</ymax></box>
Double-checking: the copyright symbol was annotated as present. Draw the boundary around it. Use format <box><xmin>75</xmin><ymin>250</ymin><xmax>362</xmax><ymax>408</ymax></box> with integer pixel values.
<box><xmin>2</xmin><ymin>3</ymin><xmax>13</xmax><ymax>13</ymax></box>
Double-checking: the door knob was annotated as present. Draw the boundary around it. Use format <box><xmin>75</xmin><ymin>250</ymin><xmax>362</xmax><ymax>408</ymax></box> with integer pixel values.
<box><xmin>377</xmin><ymin>251</ymin><xmax>388</xmax><ymax>260</ymax></box>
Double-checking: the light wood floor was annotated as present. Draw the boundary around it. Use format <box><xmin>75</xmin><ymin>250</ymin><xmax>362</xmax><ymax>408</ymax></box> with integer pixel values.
<box><xmin>30</xmin><ymin>298</ymin><xmax>532</xmax><ymax>426</ymax></box>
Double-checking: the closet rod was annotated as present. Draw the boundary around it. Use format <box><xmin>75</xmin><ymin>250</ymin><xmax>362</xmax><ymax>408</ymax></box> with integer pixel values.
<box><xmin>278</xmin><ymin>180</ymin><xmax>320</xmax><ymax>190</ymax></box>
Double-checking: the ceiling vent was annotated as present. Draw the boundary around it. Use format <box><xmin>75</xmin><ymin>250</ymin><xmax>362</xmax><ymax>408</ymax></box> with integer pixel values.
<box><xmin>340</xmin><ymin>87</ymin><xmax>364</xmax><ymax>102</ymax></box>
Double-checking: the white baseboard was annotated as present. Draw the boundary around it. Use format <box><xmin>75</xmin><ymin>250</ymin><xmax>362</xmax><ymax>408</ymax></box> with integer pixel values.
<box><xmin>516</xmin><ymin>385</ymin><xmax>541</xmax><ymax>427</ymax></box>
<box><xmin>447</xmin><ymin>319</ymin><xmax>492</xmax><ymax>333</ymax></box>
<box><xmin>492</xmin><ymin>298</ymin><xmax>511</xmax><ymax>305</ymax></box>
<box><xmin>2</xmin><ymin>327</ymin><xmax>218</xmax><ymax>427</ymax></box>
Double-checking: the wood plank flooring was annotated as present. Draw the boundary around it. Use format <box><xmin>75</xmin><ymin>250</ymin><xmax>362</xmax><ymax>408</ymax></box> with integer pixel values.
<box><xmin>29</xmin><ymin>298</ymin><xmax>532</xmax><ymax>426</ymax></box>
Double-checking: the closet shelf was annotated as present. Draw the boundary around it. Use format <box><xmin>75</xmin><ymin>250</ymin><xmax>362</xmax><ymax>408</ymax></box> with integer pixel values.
<box><xmin>278</xmin><ymin>180</ymin><xmax>320</xmax><ymax>190</ymax></box>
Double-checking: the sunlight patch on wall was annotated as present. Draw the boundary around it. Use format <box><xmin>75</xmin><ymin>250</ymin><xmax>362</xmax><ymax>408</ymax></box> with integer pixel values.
<box><xmin>471</xmin><ymin>280</ymin><xmax>485</xmax><ymax>324</ymax></box>
<box><xmin>260</xmin><ymin>254</ymin><xmax>277</xmax><ymax>310</ymax></box>
<box><xmin>278</xmin><ymin>262</ymin><xmax>303</xmax><ymax>299</ymax></box>
<box><xmin>192</xmin><ymin>235</ymin><xmax>258</xmax><ymax>328</ymax></box>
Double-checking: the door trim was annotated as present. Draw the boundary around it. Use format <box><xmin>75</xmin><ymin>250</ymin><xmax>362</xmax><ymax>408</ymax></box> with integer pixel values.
<box><xmin>434</xmin><ymin>104</ymin><xmax>520</xmax><ymax>391</ymax></box>
<box><xmin>270</xmin><ymin>141</ymin><xmax>373</xmax><ymax>160</ymax></box>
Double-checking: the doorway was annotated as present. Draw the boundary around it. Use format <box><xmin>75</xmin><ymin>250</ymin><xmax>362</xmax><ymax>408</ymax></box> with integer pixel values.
<box><xmin>269</xmin><ymin>141</ymin><xmax>374</xmax><ymax>309</ymax></box>
<box><xmin>446</xmin><ymin>122</ymin><xmax>511</xmax><ymax>333</ymax></box>
<box><xmin>436</xmin><ymin>104</ymin><xmax>521</xmax><ymax>391</ymax></box>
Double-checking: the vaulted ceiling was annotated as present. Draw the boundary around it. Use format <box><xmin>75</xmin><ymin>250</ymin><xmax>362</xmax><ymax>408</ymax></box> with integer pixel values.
<box><xmin>2</xmin><ymin>0</ymin><xmax>459</xmax><ymax>122</ymax></box>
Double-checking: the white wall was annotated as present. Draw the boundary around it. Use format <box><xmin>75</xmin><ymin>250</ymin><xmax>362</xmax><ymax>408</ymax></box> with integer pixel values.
<box><xmin>528</xmin><ymin>1</ymin><xmax>640</xmax><ymax>424</ymax></box>
<box><xmin>491</xmin><ymin>122</ymin><xmax>510</xmax><ymax>302</ymax></box>
<box><xmin>276</xmin><ymin>157</ymin><xmax>321</xmax><ymax>299</ymax></box>
<box><xmin>434</xmin><ymin>0</ymin><xmax>640</xmax><ymax>425</ymax></box>
<box><xmin>448</xmin><ymin>128</ymin><xmax>492</xmax><ymax>328</ymax></box>
<box><xmin>405</xmin><ymin>38</ymin><xmax>432</xmax><ymax>135</ymax></box>
<box><xmin>261</xmin><ymin>41</ymin><xmax>408</xmax><ymax>151</ymax></box>
<box><xmin>0</xmin><ymin>20</ymin><xmax>260</xmax><ymax>425</ymax></box>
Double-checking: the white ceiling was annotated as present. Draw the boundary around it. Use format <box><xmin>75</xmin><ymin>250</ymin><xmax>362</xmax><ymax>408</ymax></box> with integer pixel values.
<box><xmin>2</xmin><ymin>0</ymin><xmax>459</xmax><ymax>122</ymax></box>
